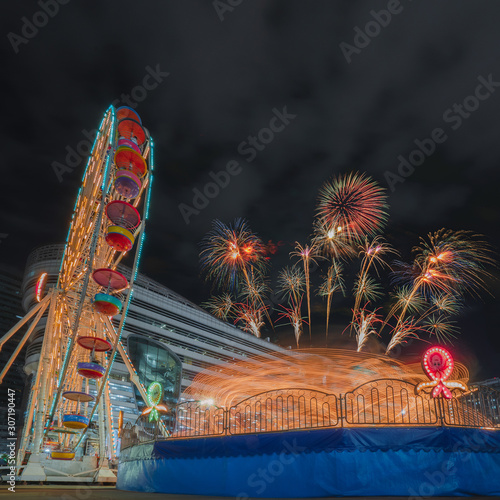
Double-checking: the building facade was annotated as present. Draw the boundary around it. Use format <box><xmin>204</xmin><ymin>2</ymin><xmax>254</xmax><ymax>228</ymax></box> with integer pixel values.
<box><xmin>469</xmin><ymin>377</ymin><xmax>500</xmax><ymax>426</ymax></box>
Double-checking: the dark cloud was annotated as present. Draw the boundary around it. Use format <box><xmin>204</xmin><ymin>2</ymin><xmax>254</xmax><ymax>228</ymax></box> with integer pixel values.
<box><xmin>1</xmin><ymin>0</ymin><xmax>499</xmax><ymax>377</ymax></box>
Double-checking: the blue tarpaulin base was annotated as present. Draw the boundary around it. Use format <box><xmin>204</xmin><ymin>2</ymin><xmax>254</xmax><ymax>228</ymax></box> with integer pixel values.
<box><xmin>117</xmin><ymin>427</ymin><xmax>500</xmax><ymax>497</ymax></box>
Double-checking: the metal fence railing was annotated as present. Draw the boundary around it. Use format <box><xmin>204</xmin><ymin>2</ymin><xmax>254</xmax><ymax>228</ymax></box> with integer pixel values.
<box><xmin>120</xmin><ymin>381</ymin><xmax>500</xmax><ymax>449</ymax></box>
<box><xmin>173</xmin><ymin>403</ymin><xmax>225</xmax><ymax>438</ymax></box>
<box><xmin>228</xmin><ymin>389</ymin><xmax>339</xmax><ymax>435</ymax></box>
<box><xmin>343</xmin><ymin>379</ymin><xmax>439</xmax><ymax>426</ymax></box>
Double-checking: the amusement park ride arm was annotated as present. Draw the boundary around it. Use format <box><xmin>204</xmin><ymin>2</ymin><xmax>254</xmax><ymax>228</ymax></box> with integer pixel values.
<box><xmin>0</xmin><ymin>292</ymin><xmax>51</xmax><ymax>354</ymax></box>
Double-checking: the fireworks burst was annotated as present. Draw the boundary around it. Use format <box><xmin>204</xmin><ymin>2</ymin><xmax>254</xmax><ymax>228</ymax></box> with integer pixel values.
<box><xmin>349</xmin><ymin>308</ymin><xmax>383</xmax><ymax>352</ymax></box>
<box><xmin>316</xmin><ymin>172</ymin><xmax>388</xmax><ymax>243</ymax></box>
<box><xmin>200</xmin><ymin>218</ymin><xmax>266</xmax><ymax>292</ymax></box>
<box><xmin>385</xmin><ymin>317</ymin><xmax>422</xmax><ymax>353</ymax></box>
<box><xmin>358</xmin><ymin>237</ymin><xmax>396</xmax><ymax>275</ymax></box>
<box><xmin>352</xmin><ymin>237</ymin><xmax>396</xmax><ymax>318</ymax></box>
<box><xmin>234</xmin><ymin>303</ymin><xmax>265</xmax><ymax>338</ymax></box>
<box><xmin>431</xmin><ymin>293</ymin><xmax>461</xmax><ymax>315</ymax></box>
<box><xmin>312</xmin><ymin>218</ymin><xmax>356</xmax><ymax>260</ymax></box>
<box><xmin>241</xmin><ymin>278</ymin><xmax>269</xmax><ymax>306</ymax></box>
<box><xmin>422</xmin><ymin>314</ymin><xmax>458</xmax><ymax>344</ymax></box>
<box><xmin>392</xmin><ymin>286</ymin><xmax>427</xmax><ymax>315</ymax></box>
<box><xmin>278</xmin><ymin>301</ymin><xmax>305</xmax><ymax>347</ymax></box>
<box><xmin>291</xmin><ymin>242</ymin><xmax>320</xmax><ymax>338</ymax></box>
<box><xmin>389</xmin><ymin>260</ymin><xmax>456</xmax><ymax>324</ymax></box>
<box><xmin>199</xmin><ymin>175</ymin><xmax>495</xmax><ymax>356</ymax></box>
<box><xmin>353</xmin><ymin>274</ymin><xmax>383</xmax><ymax>305</ymax></box>
<box><xmin>318</xmin><ymin>261</ymin><xmax>345</xmax><ymax>338</ymax></box>
<box><xmin>386</xmin><ymin>229</ymin><xmax>494</xmax><ymax>350</ymax></box>
<box><xmin>202</xmin><ymin>293</ymin><xmax>234</xmax><ymax>320</ymax></box>
<box><xmin>277</xmin><ymin>266</ymin><xmax>305</xmax><ymax>307</ymax></box>
<box><xmin>414</xmin><ymin>229</ymin><xmax>495</xmax><ymax>297</ymax></box>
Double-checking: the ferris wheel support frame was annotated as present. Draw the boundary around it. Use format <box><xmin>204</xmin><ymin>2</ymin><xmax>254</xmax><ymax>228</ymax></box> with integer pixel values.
<box><xmin>0</xmin><ymin>293</ymin><xmax>51</xmax><ymax>384</ymax></box>
<box><xmin>0</xmin><ymin>292</ymin><xmax>52</xmax><ymax>355</ymax></box>
<box><xmin>20</xmin><ymin>289</ymin><xmax>59</xmax><ymax>481</ymax></box>
<box><xmin>0</xmin><ymin>106</ymin><xmax>160</xmax><ymax>483</ymax></box>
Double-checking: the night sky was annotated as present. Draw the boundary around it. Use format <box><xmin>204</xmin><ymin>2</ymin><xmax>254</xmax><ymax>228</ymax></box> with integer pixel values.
<box><xmin>1</xmin><ymin>1</ymin><xmax>499</xmax><ymax>379</ymax></box>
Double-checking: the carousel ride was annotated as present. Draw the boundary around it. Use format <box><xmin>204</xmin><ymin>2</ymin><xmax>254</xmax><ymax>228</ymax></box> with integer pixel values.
<box><xmin>0</xmin><ymin>105</ymin><xmax>163</xmax><ymax>483</ymax></box>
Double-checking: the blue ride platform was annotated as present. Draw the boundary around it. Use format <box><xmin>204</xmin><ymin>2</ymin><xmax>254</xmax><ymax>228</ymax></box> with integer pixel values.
<box><xmin>117</xmin><ymin>426</ymin><xmax>500</xmax><ymax>497</ymax></box>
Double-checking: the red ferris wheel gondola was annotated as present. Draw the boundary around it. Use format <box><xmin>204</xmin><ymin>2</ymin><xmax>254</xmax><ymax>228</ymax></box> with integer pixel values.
<box><xmin>117</xmin><ymin>118</ymin><xmax>147</xmax><ymax>146</ymax></box>
<box><xmin>114</xmin><ymin>147</ymin><xmax>147</xmax><ymax>178</ymax></box>
<box><xmin>116</xmin><ymin>106</ymin><xmax>142</xmax><ymax>124</ymax></box>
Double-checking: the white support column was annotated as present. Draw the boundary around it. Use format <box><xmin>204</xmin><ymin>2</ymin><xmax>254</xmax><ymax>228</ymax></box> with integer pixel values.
<box><xmin>95</xmin><ymin>363</ymin><xmax>116</xmax><ymax>483</ymax></box>
<box><xmin>103</xmin><ymin>380</ymin><xmax>115</xmax><ymax>460</ymax></box>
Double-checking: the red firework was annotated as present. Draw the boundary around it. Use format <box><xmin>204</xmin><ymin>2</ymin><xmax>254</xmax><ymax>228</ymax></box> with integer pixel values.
<box><xmin>316</xmin><ymin>172</ymin><xmax>388</xmax><ymax>242</ymax></box>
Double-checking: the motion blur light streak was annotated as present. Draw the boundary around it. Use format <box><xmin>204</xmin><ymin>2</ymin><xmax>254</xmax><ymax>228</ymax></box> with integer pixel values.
<box><xmin>185</xmin><ymin>348</ymin><xmax>470</xmax><ymax>409</ymax></box>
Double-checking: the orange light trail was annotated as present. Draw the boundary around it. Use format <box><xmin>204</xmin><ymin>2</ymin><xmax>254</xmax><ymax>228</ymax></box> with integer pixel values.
<box><xmin>185</xmin><ymin>348</ymin><xmax>469</xmax><ymax>409</ymax></box>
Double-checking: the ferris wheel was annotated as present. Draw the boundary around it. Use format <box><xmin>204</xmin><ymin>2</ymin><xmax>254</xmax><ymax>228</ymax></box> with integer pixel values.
<box><xmin>0</xmin><ymin>105</ymin><xmax>162</xmax><ymax>482</ymax></box>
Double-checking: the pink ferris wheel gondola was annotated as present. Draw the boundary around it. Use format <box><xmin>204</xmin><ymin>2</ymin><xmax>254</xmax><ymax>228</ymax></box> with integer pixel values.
<box><xmin>92</xmin><ymin>268</ymin><xmax>128</xmax><ymax>316</ymax></box>
<box><xmin>117</xmin><ymin>137</ymin><xmax>141</xmax><ymax>154</ymax></box>
<box><xmin>92</xmin><ymin>268</ymin><xmax>128</xmax><ymax>291</ymax></box>
<box><xmin>106</xmin><ymin>201</ymin><xmax>141</xmax><ymax>229</ymax></box>
<box><xmin>105</xmin><ymin>201</ymin><xmax>141</xmax><ymax>252</ymax></box>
